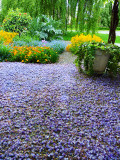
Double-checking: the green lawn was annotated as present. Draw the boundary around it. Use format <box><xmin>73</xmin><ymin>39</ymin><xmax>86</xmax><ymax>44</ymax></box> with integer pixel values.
<box><xmin>96</xmin><ymin>33</ymin><xmax>120</xmax><ymax>43</ymax></box>
<box><xmin>63</xmin><ymin>31</ymin><xmax>120</xmax><ymax>44</ymax></box>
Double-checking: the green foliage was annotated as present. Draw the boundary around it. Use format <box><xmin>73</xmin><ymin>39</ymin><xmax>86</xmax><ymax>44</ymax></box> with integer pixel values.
<box><xmin>76</xmin><ymin>42</ymin><xmax>120</xmax><ymax>76</ymax></box>
<box><xmin>100</xmin><ymin>2</ymin><xmax>112</xmax><ymax>28</ymax></box>
<box><xmin>13</xmin><ymin>33</ymin><xmax>33</xmax><ymax>43</ymax></box>
<box><xmin>63</xmin><ymin>31</ymin><xmax>82</xmax><ymax>41</ymax></box>
<box><xmin>1</xmin><ymin>0</ymin><xmax>109</xmax><ymax>33</ymax></box>
<box><xmin>28</xmin><ymin>15</ymin><xmax>63</xmax><ymax>41</ymax></box>
<box><xmin>0</xmin><ymin>44</ymin><xmax>12</xmax><ymax>61</ymax></box>
<box><xmin>2</xmin><ymin>8</ymin><xmax>32</xmax><ymax>37</ymax></box>
<box><xmin>106</xmin><ymin>45</ymin><xmax>120</xmax><ymax>76</ymax></box>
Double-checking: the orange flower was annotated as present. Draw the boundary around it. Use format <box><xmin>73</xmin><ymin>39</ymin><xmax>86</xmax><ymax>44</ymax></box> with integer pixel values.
<box><xmin>14</xmin><ymin>50</ymin><xmax>17</xmax><ymax>55</ymax></box>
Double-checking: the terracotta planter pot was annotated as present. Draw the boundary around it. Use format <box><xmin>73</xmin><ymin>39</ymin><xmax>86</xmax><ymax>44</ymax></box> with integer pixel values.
<box><xmin>93</xmin><ymin>49</ymin><xmax>110</xmax><ymax>74</ymax></box>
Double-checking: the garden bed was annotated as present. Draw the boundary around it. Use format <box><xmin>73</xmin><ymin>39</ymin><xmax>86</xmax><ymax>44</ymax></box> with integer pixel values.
<box><xmin>0</xmin><ymin>62</ymin><xmax>119</xmax><ymax>159</ymax></box>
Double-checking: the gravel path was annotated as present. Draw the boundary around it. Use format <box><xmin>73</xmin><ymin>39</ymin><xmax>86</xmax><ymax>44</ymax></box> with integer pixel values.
<box><xmin>0</xmin><ymin>57</ymin><xmax>120</xmax><ymax>159</ymax></box>
<box><xmin>57</xmin><ymin>51</ymin><xmax>77</xmax><ymax>64</ymax></box>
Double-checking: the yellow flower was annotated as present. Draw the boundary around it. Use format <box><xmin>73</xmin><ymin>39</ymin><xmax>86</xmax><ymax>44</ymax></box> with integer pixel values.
<box><xmin>45</xmin><ymin>59</ymin><xmax>48</xmax><ymax>62</ymax></box>
<box><xmin>66</xmin><ymin>44</ymin><xmax>72</xmax><ymax>52</ymax></box>
<box><xmin>37</xmin><ymin>60</ymin><xmax>39</xmax><ymax>62</ymax></box>
<box><xmin>66</xmin><ymin>33</ymin><xmax>103</xmax><ymax>52</ymax></box>
<box><xmin>0</xmin><ymin>30</ymin><xmax>18</xmax><ymax>44</ymax></box>
<box><xmin>21</xmin><ymin>60</ymin><xmax>24</xmax><ymax>63</ymax></box>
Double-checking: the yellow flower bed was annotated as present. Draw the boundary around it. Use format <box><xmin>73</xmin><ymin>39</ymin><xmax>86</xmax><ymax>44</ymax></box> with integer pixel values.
<box><xmin>0</xmin><ymin>30</ymin><xmax>18</xmax><ymax>44</ymax></box>
<box><xmin>66</xmin><ymin>33</ymin><xmax>103</xmax><ymax>52</ymax></box>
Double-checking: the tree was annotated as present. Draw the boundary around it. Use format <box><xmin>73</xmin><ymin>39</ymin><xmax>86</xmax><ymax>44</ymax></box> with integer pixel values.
<box><xmin>100</xmin><ymin>2</ymin><xmax>112</xmax><ymax>28</ymax></box>
<box><xmin>108</xmin><ymin>0</ymin><xmax>119</xmax><ymax>44</ymax></box>
<box><xmin>1</xmin><ymin>0</ymin><xmax>109</xmax><ymax>33</ymax></box>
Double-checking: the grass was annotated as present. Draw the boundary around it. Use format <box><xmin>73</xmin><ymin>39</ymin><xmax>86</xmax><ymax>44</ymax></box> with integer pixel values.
<box><xmin>96</xmin><ymin>33</ymin><xmax>120</xmax><ymax>43</ymax></box>
<box><xmin>63</xmin><ymin>31</ymin><xmax>120</xmax><ymax>43</ymax></box>
<box><xmin>63</xmin><ymin>31</ymin><xmax>81</xmax><ymax>41</ymax></box>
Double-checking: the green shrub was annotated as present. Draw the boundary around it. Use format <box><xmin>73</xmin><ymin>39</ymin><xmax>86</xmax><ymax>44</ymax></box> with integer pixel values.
<box><xmin>2</xmin><ymin>8</ymin><xmax>32</xmax><ymax>37</ymax></box>
<box><xmin>0</xmin><ymin>44</ymin><xmax>12</xmax><ymax>61</ymax></box>
<box><xmin>13</xmin><ymin>33</ymin><xmax>33</xmax><ymax>43</ymax></box>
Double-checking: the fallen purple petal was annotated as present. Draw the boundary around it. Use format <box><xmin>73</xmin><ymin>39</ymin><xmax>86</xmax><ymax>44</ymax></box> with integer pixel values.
<box><xmin>0</xmin><ymin>62</ymin><xmax>120</xmax><ymax>159</ymax></box>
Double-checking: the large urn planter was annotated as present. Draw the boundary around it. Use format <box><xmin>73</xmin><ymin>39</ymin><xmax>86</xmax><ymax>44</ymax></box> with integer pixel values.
<box><xmin>77</xmin><ymin>42</ymin><xmax>120</xmax><ymax>76</ymax></box>
<box><xmin>93</xmin><ymin>49</ymin><xmax>110</xmax><ymax>74</ymax></box>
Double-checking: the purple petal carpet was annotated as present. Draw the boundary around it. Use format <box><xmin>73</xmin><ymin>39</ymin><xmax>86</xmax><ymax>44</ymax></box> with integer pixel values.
<box><xmin>0</xmin><ymin>62</ymin><xmax>120</xmax><ymax>159</ymax></box>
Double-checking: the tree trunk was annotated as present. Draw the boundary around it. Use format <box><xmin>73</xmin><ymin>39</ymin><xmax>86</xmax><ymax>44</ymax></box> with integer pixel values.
<box><xmin>108</xmin><ymin>0</ymin><xmax>119</xmax><ymax>44</ymax></box>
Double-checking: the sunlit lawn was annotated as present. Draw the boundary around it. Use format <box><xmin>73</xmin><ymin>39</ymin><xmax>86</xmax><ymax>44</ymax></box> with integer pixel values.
<box><xmin>63</xmin><ymin>31</ymin><xmax>120</xmax><ymax>43</ymax></box>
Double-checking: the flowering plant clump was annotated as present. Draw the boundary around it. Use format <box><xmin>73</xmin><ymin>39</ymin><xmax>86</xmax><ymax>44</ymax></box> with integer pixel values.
<box><xmin>66</xmin><ymin>33</ymin><xmax>120</xmax><ymax>76</ymax></box>
<box><xmin>12</xmin><ymin>40</ymin><xmax>66</xmax><ymax>54</ymax></box>
<box><xmin>45</xmin><ymin>40</ymin><xmax>66</xmax><ymax>54</ymax></box>
<box><xmin>0</xmin><ymin>30</ymin><xmax>18</xmax><ymax>45</ymax></box>
<box><xmin>9</xmin><ymin>46</ymin><xmax>58</xmax><ymax>63</ymax></box>
<box><xmin>2</xmin><ymin>8</ymin><xmax>32</xmax><ymax>37</ymax></box>
<box><xmin>76</xmin><ymin>42</ymin><xmax>120</xmax><ymax>76</ymax></box>
<box><xmin>66</xmin><ymin>33</ymin><xmax>103</xmax><ymax>54</ymax></box>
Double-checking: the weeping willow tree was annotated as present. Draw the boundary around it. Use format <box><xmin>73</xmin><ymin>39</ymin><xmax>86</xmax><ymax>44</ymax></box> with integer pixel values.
<box><xmin>1</xmin><ymin>0</ymin><xmax>109</xmax><ymax>33</ymax></box>
<box><xmin>67</xmin><ymin>0</ymin><xmax>107</xmax><ymax>33</ymax></box>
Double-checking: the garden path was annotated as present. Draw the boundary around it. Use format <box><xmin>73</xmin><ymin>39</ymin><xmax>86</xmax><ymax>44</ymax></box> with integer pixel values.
<box><xmin>57</xmin><ymin>51</ymin><xmax>77</xmax><ymax>64</ymax></box>
<box><xmin>57</xmin><ymin>40</ymin><xmax>77</xmax><ymax>64</ymax></box>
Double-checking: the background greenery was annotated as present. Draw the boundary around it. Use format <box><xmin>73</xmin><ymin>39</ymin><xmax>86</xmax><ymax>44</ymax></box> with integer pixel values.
<box><xmin>0</xmin><ymin>0</ymin><xmax>120</xmax><ymax>34</ymax></box>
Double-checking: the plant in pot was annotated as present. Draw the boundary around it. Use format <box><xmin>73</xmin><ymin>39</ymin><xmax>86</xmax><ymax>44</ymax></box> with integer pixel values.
<box><xmin>76</xmin><ymin>42</ymin><xmax>120</xmax><ymax>76</ymax></box>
